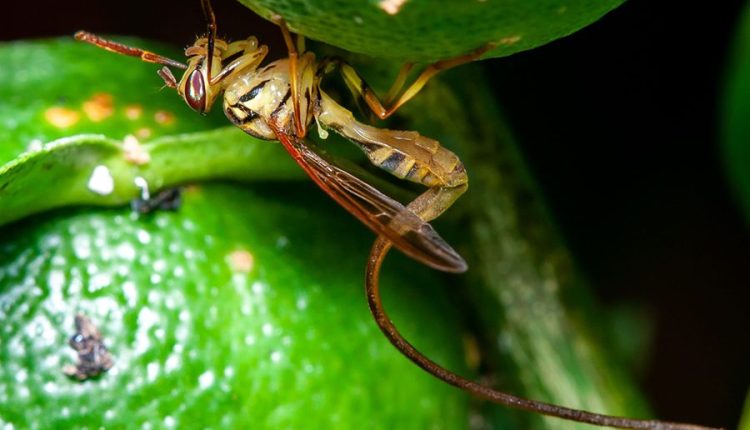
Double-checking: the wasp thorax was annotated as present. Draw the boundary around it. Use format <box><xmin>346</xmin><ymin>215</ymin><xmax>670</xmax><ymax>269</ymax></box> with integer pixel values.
<box><xmin>222</xmin><ymin>60</ymin><xmax>300</xmax><ymax>140</ymax></box>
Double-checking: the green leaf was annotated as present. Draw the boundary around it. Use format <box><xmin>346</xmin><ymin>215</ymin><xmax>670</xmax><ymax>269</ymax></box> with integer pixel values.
<box><xmin>723</xmin><ymin>2</ymin><xmax>750</xmax><ymax>225</ymax></box>
<box><xmin>0</xmin><ymin>182</ymin><xmax>469</xmax><ymax>429</ymax></box>
<box><xmin>0</xmin><ymin>40</ymin><xmax>303</xmax><ymax>226</ymax></box>
<box><xmin>237</xmin><ymin>0</ymin><xmax>627</xmax><ymax>62</ymax></box>
<box><xmin>0</xmin><ymin>129</ymin><xmax>303</xmax><ymax>226</ymax></box>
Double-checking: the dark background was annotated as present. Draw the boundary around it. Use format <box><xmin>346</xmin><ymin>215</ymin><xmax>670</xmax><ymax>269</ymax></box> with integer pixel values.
<box><xmin>2</xmin><ymin>0</ymin><xmax>748</xmax><ymax>428</ymax></box>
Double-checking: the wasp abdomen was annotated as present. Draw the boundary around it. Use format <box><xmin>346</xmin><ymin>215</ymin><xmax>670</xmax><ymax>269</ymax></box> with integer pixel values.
<box><xmin>317</xmin><ymin>92</ymin><xmax>466</xmax><ymax>189</ymax></box>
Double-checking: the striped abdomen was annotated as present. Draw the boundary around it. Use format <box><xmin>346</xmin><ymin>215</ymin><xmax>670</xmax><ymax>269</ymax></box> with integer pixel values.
<box><xmin>316</xmin><ymin>92</ymin><xmax>467</xmax><ymax>189</ymax></box>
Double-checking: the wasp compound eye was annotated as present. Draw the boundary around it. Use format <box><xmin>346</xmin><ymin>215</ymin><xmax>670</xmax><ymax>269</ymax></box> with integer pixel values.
<box><xmin>185</xmin><ymin>69</ymin><xmax>207</xmax><ymax>113</ymax></box>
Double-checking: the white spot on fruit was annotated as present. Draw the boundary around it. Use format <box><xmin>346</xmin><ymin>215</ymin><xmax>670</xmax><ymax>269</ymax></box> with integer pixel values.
<box><xmin>136</xmin><ymin>229</ymin><xmax>151</xmax><ymax>245</ymax></box>
<box><xmin>87</xmin><ymin>165</ymin><xmax>114</xmax><ymax>196</ymax></box>
<box><xmin>198</xmin><ymin>370</ymin><xmax>215</xmax><ymax>389</ymax></box>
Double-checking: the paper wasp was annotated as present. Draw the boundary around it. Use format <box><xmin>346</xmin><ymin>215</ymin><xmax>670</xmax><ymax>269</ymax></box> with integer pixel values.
<box><xmin>76</xmin><ymin>1</ymin><xmax>720</xmax><ymax>429</ymax></box>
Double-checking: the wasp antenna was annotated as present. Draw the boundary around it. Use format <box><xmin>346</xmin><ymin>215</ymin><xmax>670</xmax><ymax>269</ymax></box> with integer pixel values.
<box><xmin>74</xmin><ymin>31</ymin><xmax>188</xmax><ymax>70</ymax></box>
<box><xmin>200</xmin><ymin>0</ymin><xmax>218</xmax><ymax>79</ymax></box>
<box><xmin>157</xmin><ymin>67</ymin><xmax>178</xmax><ymax>89</ymax></box>
<box><xmin>365</xmin><ymin>236</ymin><xmax>724</xmax><ymax>430</ymax></box>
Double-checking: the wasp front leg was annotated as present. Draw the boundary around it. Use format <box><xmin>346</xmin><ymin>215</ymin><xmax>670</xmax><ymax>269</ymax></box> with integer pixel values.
<box><xmin>209</xmin><ymin>38</ymin><xmax>269</xmax><ymax>86</ymax></box>
<box><xmin>317</xmin><ymin>91</ymin><xmax>467</xmax><ymax>223</ymax></box>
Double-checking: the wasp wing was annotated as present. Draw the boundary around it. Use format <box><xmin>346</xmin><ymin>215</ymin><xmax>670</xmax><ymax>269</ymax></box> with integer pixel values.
<box><xmin>272</xmin><ymin>128</ymin><xmax>467</xmax><ymax>273</ymax></box>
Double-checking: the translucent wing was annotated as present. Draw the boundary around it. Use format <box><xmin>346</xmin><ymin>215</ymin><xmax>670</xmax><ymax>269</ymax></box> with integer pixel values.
<box><xmin>272</xmin><ymin>127</ymin><xmax>467</xmax><ymax>273</ymax></box>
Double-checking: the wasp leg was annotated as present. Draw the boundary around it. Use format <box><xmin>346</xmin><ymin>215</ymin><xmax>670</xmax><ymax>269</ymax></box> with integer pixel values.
<box><xmin>381</xmin><ymin>44</ymin><xmax>496</xmax><ymax>119</ymax></box>
<box><xmin>200</xmin><ymin>0</ymin><xmax>219</xmax><ymax>80</ymax></box>
<box><xmin>157</xmin><ymin>67</ymin><xmax>178</xmax><ymax>88</ymax></box>
<box><xmin>273</xmin><ymin>16</ymin><xmax>306</xmax><ymax>138</ymax></box>
<box><xmin>209</xmin><ymin>39</ymin><xmax>269</xmax><ymax>86</ymax></box>
<box><xmin>221</xmin><ymin>37</ymin><xmax>260</xmax><ymax>59</ymax></box>
<box><xmin>317</xmin><ymin>91</ymin><xmax>467</xmax><ymax>222</ymax></box>
<box><xmin>319</xmin><ymin>44</ymin><xmax>495</xmax><ymax>121</ymax></box>
<box><xmin>405</xmin><ymin>181</ymin><xmax>467</xmax><ymax>223</ymax></box>
<box><xmin>384</xmin><ymin>63</ymin><xmax>414</xmax><ymax>104</ymax></box>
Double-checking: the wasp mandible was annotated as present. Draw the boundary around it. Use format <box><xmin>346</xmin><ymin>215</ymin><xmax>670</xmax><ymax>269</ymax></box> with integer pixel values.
<box><xmin>76</xmin><ymin>2</ymin><xmax>720</xmax><ymax>429</ymax></box>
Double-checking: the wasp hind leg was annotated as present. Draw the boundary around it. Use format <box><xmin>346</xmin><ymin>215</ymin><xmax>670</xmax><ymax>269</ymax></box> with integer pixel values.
<box><xmin>406</xmin><ymin>180</ymin><xmax>467</xmax><ymax>223</ymax></box>
<box><xmin>319</xmin><ymin>43</ymin><xmax>495</xmax><ymax>121</ymax></box>
<box><xmin>386</xmin><ymin>151</ymin><xmax>468</xmax><ymax>223</ymax></box>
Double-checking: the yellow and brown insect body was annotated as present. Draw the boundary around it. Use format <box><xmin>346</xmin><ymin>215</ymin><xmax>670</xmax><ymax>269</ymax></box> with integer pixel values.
<box><xmin>76</xmin><ymin>25</ymin><xmax>467</xmax><ymax>230</ymax></box>
<box><xmin>218</xmin><ymin>53</ymin><xmax>470</xmax><ymax>220</ymax></box>
<box><xmin>223</xmin><ymin>55</ymin><xmax>317</xmax><ymax>140</ymax></box>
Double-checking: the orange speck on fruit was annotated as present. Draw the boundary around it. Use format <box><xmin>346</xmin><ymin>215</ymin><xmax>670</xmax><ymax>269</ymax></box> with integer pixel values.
<box><xmin>154</xmin><ymin>110</ymin><xmax>175</xmax><ymax>125</ymax></box>
<box><xmin>125</xmin><ymin>104</ymin><xmax>144</xmax><ymax>120</ymax></box>
<box><xmin>378</xmin><ymin>0</ymin><xmax>407</xmax><ymax>15</ymax></box>
<box><xmin>498</xmin><ymin>35</ymin><xmax>522</xmax><ymax>45</ymax></box>
<box><xmin>123</xmin><ymin>135</ymin><xmax>151</xmax><ymax>166</ymax></box>
<box><xmin>44</xmin><ymin>107</ymin><xmax>80</xmax><ymax>129</ymax></box>
<box><xmin>183</xmin><ymin>184</ymin><xmax>201</xmax><ymax>195</ymax></box>
<box><xmin>228</xmin><ymin>250</ymin><xmax>254</xmax><ymax>273</ymax></box>
<box><xmin>135</xmin><ymin>128</ymin><xmax>153</xmax><ymax>139</ymax></box>
<box><xmin>82</xmin><ymin>93</ymin><xmax>114</xmax><ymax>122</ymax></box>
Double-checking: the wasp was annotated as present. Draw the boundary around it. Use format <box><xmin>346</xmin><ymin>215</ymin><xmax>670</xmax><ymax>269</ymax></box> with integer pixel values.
<box><xmin>76</xmin><ymin>2</ymin><xmax>720</xmax><ymax>429</ymax></box>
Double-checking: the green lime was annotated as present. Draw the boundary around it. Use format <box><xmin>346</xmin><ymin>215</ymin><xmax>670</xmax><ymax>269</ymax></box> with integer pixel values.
<box><xmin>239</xmin><ymin>0</ymin><xmax>625</xmax><ymax>61</ymax></box>
<box><xmin>0</xmin><ymin>182</ymin><xmax>469</xmax><ymax>429</ymax></box>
